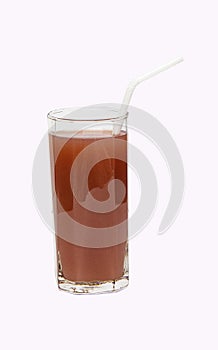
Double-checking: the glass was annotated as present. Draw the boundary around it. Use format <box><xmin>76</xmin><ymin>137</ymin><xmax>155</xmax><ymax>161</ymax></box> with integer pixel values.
<box><xmin>48</xmin><ymin>106</ymin><xmax>128</xmax><ymax>294</ymax></box>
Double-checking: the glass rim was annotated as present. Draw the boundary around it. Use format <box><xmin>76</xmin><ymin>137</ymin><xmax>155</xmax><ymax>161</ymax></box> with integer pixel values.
<box><xmin>47</xmin><ymin>107</ymin><xmax>128</xmax><ymax>122</ymax></box>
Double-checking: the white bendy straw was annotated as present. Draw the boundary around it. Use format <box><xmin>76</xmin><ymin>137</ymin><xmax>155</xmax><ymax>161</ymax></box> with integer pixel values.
<box><xmin>113</xmin><ymin>57</ymin><xmax>184</xmax><ymax>135</ymax></box>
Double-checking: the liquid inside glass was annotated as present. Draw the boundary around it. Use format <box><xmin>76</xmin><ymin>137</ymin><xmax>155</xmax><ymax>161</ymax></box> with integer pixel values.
<box><xmin>49</xmin><ymin>129</ymin><xmax>128</xmax><ymax>294</ymax></box>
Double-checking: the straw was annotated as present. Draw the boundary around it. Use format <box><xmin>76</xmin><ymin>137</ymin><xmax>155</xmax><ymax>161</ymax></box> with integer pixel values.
<box><xmin>113</xmin><ymin>57</ymin><xmax>184</xmax><ymax>135</ymax></box>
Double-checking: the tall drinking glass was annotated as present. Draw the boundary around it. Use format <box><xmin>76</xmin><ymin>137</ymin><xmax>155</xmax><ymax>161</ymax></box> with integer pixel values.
<box><xmin>48</xmin><ymin>106</ymin><xmax>128</xmax><ymax>294</ymax></box>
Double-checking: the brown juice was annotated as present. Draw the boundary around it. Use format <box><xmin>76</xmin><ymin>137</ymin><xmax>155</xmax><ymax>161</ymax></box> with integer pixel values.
<box><xmin>49</xmin><ymin>130</ymin><xmax>128</xmax><ymax>282</ymax></box>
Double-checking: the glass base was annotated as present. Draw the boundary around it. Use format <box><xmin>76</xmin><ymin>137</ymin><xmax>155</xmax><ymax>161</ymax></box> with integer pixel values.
<box><xmin>57</xmin><ymin>274</ymin><xmax>129</xmax><ymax>295</ymax></box>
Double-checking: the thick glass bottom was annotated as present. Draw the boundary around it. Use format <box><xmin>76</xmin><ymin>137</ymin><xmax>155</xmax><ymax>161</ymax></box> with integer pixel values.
<box><xmin>57</xmin><ymin>274</ymin><xmax>129</xmax><ymax>295</ymax></box>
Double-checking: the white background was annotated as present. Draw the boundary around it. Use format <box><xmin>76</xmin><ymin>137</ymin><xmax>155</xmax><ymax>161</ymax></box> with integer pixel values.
<box><xmin>1</xmin><ymin>1</ymin><xmax>218</xmax><ymax>349</ymax></box>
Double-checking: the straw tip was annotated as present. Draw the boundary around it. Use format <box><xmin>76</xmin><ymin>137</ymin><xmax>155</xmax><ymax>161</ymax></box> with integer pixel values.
<box><xmin>176</xmin><ymin>56</ymin><xmax>184</xmax><ymax>63</ymax></box>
